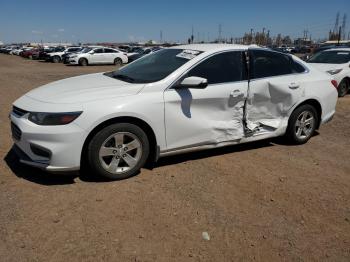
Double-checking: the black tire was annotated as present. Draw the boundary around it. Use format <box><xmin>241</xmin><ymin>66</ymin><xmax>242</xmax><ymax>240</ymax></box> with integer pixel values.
<box><xmin>52</xmin><ymin>56</ymin><xmax>61</xmax><ymax>63</ymax></box>
<box><xmin>79</xmin><ymin>58</ymin><xmax>88</xmax><ymax>66</ymax></box>
<box><xmin>87</xmin><ymin>123</ymin><xmax>149</xmax><ymax>180</ymax></box>
<box><xmin>114</xmin><ymin>57</ymin><xmax>123</xmax><ymax>66</ymax></box>
<box><xmin>337</xmin><ymin>79</ymin><xmax>349</xmax><ymax>97</ymax></box>
<box><xmin>285</xmin><ymin>104</ymin><xmax>318</xmax><ymax>145</ymax></box>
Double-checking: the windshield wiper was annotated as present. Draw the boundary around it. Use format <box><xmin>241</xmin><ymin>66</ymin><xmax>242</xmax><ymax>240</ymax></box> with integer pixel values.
<box><xmin>113</xmin><ymin>74</ymin><xmax>136</xmax><ymax>83</ymax></box>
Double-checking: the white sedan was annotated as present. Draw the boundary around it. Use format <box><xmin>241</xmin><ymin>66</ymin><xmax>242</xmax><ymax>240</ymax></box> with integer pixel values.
<box><xmin>308</xmin><ymin>48</ymin><xmax>350</xmax><ymax>97</ymax></box>
<box><xmin>68</xmin><ymin>47</ymin><xmax>128</xmax><ymax>66</ymax></box>
<box><xmin>10</xmin><ymin>44</ymin><xmax>337</xmax><ymax>180</ymax></box>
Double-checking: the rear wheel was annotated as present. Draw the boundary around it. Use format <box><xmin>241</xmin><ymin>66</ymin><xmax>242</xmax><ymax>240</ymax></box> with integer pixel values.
<box><xmin>52</xmin><ymin>56</ymin><xmax>61</xmax><ymax>63</ymax></box>
<box><xmin>285</xmin><ymin>104</ymin><xmax>318</xmax><ymax>144</ymax></box>
<box><xmin>87</xmin><ymin>123</ymin><xmax>149</xmax><ymax>180</ymax></box>
<box><xmin>79</xmin><ymin>58</ymin><xmax>88</xmax><ymax>66</ymax></box>
<box><xmin>338</xmin><ymin>79</ymin><xmax>349</xmax><ymax>97</ymax></box>
<box><xmin>114</xmin><ymin>57</ymin><xmax>123</xmax><ymax>66</ymax></box>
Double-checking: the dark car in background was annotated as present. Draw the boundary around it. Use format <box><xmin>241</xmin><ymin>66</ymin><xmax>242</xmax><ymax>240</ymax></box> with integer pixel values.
<box><xmin>127</xmin><ymin>47</ymin><xmax>162</xmax><ymax>62</ymax></box>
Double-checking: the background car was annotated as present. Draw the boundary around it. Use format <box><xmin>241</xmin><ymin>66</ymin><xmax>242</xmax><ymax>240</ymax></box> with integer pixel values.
<box><xmin>68</xmin><ymin>47</ymin><xmax>128</xmax><ymax>66</ymax></box>
<box><xmin>43</xmin><ymin>46</ymin><xmax>80</xmax><ymax>63</ymax></box>
<box><xmin>21</xmin><ymin>48</ymin><xmax>40</xmax><ymax>59</ymax></box>
<box><xmin>308</xmin><ymin>48</ymin><xmax>350</xmax><ymax>97</ymax></box>
<box><xmin>62</xmin><ymin>47</ymin><xmax>84</xmax><ymax>64</ymax></box>
<box><xmin>127</xmin><ymin>47</ymin><xmax>162</xmax><ymax>62</ymax></box>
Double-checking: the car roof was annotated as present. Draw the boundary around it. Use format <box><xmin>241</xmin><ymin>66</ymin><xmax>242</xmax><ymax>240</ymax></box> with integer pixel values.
<box><xmin>170</xmin><ymin>44</ymin><xmax>253</xmax><ymax>52</ymax></box>
<box><xmin>88</xmin><ymin>46</ymin><xmax>105</xmax><ymax>49</ymax></box>
<box><xmin>325</xmin><ymin>48</ymin><xmax>350</xmax><ymax>52</ymax></box>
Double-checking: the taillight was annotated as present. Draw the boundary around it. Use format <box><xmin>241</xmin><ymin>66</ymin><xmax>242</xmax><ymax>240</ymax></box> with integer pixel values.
<box><xmin>331</xmin><ymin>80</ymin><xmax>338</xmax><ymax>89</ymax></box>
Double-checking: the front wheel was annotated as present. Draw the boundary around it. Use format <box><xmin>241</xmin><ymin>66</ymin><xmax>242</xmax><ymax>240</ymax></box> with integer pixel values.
<box><xmin>87</xmin><ymin>123</ymin><xmax>149</xmax><ymax>180</ymax></box>
<box><xmin>285</xmin><ymin>104</ymin><xmax>318</xmax><ymax>144</ymax></box>
<box><xmin>79</xmin><ymin>58</ymin><xmax>88</xmax><ymax>66</ymax></box>
<box><xmin>338</xmin><ymin>79</ymin><xmax>349</xmax><ymax>97</ymax></box>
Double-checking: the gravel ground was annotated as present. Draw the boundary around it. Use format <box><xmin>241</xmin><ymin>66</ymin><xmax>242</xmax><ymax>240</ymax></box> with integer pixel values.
<box><xmin>0</xmin><ymin>54</ymin><xmax>349</xmax><ymax>262</ymax></box>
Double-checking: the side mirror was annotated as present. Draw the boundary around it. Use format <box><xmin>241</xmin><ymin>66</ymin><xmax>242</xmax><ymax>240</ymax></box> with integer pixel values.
<box><xmin>89</xmin><ymin>51</ymin><xmax>95</xmax><ymax>54</ymax></box>
<box><xmin>177</xmin><ymin>76</ymin><xmax>208</xmax><ymax>89</ymax></box>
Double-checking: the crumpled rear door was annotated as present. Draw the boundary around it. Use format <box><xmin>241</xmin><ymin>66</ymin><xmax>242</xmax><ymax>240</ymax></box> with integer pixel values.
<box><xmin>245</xmin><ymin>49</ymin><xmax>305</xmax><ymax>133</ymax></box>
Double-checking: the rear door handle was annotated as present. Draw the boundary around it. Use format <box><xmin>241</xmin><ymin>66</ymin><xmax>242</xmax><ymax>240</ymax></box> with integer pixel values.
<box><xmin>230</xmin><ymin>90</ymin><xmax>242</xmax><ymax>97</ymax></box>
<box><xmin>289</xmin><ymin>82</ymin><xmax>300</xmax><ymax>89</ymax></box>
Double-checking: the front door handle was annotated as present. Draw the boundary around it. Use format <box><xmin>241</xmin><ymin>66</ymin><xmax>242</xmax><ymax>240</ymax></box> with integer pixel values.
<box><xmin>230</xmin><ymin>90</ymin><xmax>242</xmax><ymax>97</ymax></box>
<box><xmin>289</xmin><ymin>82</ymin><xmax>300</xmax><ymax>89</ymax></box>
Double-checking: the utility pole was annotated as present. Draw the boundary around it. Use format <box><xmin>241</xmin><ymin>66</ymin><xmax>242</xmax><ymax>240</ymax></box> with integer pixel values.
<box><xmin>250</xmin><ymin>28</ymin><xmax>254</xmax><ymax>44</ymax></box>
<box><xmin>160</xmin><ymin>30</ymin><xmax>163</xmax><ymax>44</ymax></box>
<box><xmin>338</xmin><ymin>26</ymin><xmax>342</xmax><ymax>45</ymax></box>
<box><xmin>191</xmin><ymin>26</ymin><xmax>194</xmax><ymax>43</ymax></box>
<box><xmin>341</xmin><ymin>14</ymin><xmax>347</xmax><ymax>39</ymax></box>
<box><xmin>262</xmin><ymin>27</ymin><xmax>266</xmax><ymax>46</ymax></box>
<box><xmin>334</xmin><ymin>12</ymin><xmax>340</xmax><ymax>34</ymax></box>
<box><xmin>218</xmin><ymin>24</ymin><xmax>222</xmax><ymax>42</ymax></box>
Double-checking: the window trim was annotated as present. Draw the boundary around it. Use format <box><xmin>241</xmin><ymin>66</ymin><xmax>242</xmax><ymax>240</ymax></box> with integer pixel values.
<box><xmin>168</xmin><ymin>50</ymin><xmax>248</xmax><ymax>90</ymax></box>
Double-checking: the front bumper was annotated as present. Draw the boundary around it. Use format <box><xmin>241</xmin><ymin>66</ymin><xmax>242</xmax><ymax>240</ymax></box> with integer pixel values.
<box><xmin>68</xmin><ymin>58</ymin><xmax>79</xmax><ymax>64</ymax></box>
<box><xmin>10</xmin><ymin>112</ymin><xmax>85</xmax><ymax>172</ymax></box>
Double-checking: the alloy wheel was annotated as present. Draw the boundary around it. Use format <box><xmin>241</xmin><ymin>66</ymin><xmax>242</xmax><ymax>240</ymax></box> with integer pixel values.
<box><xmin>98</xmin><ymin>132</ymin><xmax>142</xmax><ymax>174</ymax></box>
<box><xmin>295</xmin><ymin>111</ymin><xmax>315</xmax><ymax>140</ymax></box>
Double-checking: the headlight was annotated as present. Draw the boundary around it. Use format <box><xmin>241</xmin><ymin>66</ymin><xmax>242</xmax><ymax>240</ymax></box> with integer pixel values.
<box><xmin>28</xmin><ymin>111</ymin><xmax>82</xmax><ymax>125</ymax></box>
<box><xmin>326</xmin><ymin>69</ymin><xmax>342</xmax><ymax>75</ymax></box>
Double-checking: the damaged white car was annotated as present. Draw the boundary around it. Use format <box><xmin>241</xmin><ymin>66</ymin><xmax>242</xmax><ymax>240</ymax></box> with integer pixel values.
<box><xmin>10</xmin><ymin>44</ymin><xmax>338</xmax><ymax>180</ymax></box>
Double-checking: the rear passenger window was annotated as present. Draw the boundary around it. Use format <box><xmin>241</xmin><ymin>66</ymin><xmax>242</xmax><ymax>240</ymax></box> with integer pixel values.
<box><xmin>292</xmin><ymin>61</ymin><xmax>306</xmax><ymax>73</ymax></box>
<box><xmin>94</xmin><ymin>49</ymin><xmax>103</xmax><ymax>53</ymax></box>
<box><xmin>250</xmin><ymin>50</ymin><xmax>293</xmax><ymax>78</ymax></box>
<box><xmin>187</xmin><ymin>51</ymin><xmax>246</xmax><ymax>85</ymax></box>
<box><xmin>105</xmin><ymin>48</ymin><xmax>117</xmax><ymax>53</ymax></box>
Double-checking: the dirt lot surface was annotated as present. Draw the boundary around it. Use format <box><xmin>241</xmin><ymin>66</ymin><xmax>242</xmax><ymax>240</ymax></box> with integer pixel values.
<box><xmin>0</xmin><ymin>54</ymin><xmax>349</xmax><ymax>261</ymax></box>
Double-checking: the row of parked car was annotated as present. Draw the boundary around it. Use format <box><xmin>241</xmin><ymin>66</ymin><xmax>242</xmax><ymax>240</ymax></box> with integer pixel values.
<box><xmin>1</xmin><ymin>43</ymin><xmax>349</xmax><ymax>97</ymax></box>
<box><xmin>0</xmin><ymin>45</ymin><xmax>163</xmax><ymax>66</ymax></box>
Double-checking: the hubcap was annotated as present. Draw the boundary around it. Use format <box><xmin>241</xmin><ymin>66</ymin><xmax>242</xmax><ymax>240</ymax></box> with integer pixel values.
<box><xmin>295</xmin><ymin>111</ymin><xmax>315</xmax><ymax>140</ymax></box>
<box><xmin>99</xmin><ymin>132</ymin><xmax>142</xmax><ymax>174</ymax></box>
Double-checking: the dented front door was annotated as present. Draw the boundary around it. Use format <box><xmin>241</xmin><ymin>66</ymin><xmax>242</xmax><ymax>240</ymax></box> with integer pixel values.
<box><xmin>245</xmin><ymin>49</ymin><xmax>305</xmax><ymax>133</ymax></box>
<box><xmin>164</xmin><ymin>51</ymin><xmax>248</xmax><ymax>150</ymax></box>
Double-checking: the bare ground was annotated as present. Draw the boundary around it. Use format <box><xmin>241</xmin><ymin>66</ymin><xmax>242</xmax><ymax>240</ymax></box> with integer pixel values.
<box><xmin>0</xmin><ymin>54</ymin><xmax>349</xmax><ymax>262</ymax></box>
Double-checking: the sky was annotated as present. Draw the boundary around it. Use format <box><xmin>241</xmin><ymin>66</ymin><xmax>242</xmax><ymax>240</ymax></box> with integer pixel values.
<box><xmin>0</xmin><ymin>0</ymin><xmax>349</xmax><ymax>44</ymax></box>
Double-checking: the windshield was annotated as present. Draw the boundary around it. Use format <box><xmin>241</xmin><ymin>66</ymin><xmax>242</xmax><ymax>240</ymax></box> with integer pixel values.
<box><xmin>109</xmin><ymin>49</ymin><xmax>202</xmax><ymax>83</ymax></box>
<box><xmin>308</xmin><ymin>51</ymin><xmax>350</xmax><ymax>64</ymax></box>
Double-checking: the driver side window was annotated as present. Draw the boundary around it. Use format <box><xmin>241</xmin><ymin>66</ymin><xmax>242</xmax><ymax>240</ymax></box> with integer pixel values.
<box><xmin>187</xmin><ymin>51</ymin><xmax>246</xmax><ymax>85</ymax></box>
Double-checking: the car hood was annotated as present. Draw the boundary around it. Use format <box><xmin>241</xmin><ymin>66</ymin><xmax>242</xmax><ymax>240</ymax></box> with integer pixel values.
<box><xmin>25</xmin><ymin>72</ymin><xmax>145</xmax><ymax>104</ymax></box>
<box><xmin>309</xmin><ymin>63</ymin><xmax>346</xmax><ymax>72</ymax></box>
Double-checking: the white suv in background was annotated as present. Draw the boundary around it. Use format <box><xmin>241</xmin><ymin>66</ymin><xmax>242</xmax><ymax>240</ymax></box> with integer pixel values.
<box><xmin>308</xmin><ymin>48</ymin><xmax>350</xmax><ymax>97</ymax></box>
<box><xmin>68</xmin><ymin>47</ymin><xmax>128</xmax><ymax>66</ymax></box>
